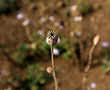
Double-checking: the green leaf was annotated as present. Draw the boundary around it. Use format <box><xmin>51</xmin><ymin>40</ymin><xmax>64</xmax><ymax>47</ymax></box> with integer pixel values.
<box><xmin>39</xmin><ymin>78</ymin><xmax>46</xmax><ymax>84</ymax></box>
<box><xmin>62</xmin><ymin>51</ymin><xmax>72</xmax><ymax>59</ymax></box>
<box><xmin>31</xmin><ymin>85</ymin><xmax>39</xmax><ymax>90</ymax></box>
<box><xmin>64</xmin><ymin>0</ymin><xmax>70</xmax><ymax>3</ymax></box>
<box><xmin>19</xmin><ymin>44</ymin><xmax>28</xmax><ymax>52</ymax></box>
<box><xmin>11</xmin><ymin>51</ymin><xmax>20</xmax><ymax>57</ymax></box>
<box><xmin>17</xmin><ymin>54</ymin><xmax>25</xmax><ymax>64</ymax></box>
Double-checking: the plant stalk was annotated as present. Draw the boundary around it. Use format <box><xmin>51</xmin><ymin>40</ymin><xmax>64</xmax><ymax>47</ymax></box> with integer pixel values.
<box><xmin>85</xmin><ymin>45</ymin><xmax>95</xmax><ymax>72</ymax></box>
<box><xmin>51</xmin><ymin>44</ymin><xmax>58</xmax><ymax>90</ymax></box>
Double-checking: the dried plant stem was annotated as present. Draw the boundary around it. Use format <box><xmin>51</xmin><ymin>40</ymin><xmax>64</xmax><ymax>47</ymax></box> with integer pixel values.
<box><xmin>51</xmin><ymin>44</ymin><xmax>58</xmax><ymax>90</ymax></box>
<box><xmin>82</xmin><ymin>45</ymin><xmax>95</xmax><ymax>90</ymax></box>
<box><xmin>25</xmin><ymin>27</ymin><xmax>33</xmax><ymax>42</ymax></box>
<box><xmin>82</xmin><ymin>35</ymin><xmax>100</xmax><ymax>89</ymax></box>
<box><xmin>84</xmin><ymin>45</ymin><xmax>95</xmax><ymax>72</ymax></box>
<box><xmin>85</xmin><ymin>35</ymin><xmax>100</xmax><ymax>72</ymax></box>
<box><xmin>82</xmin><ymin>45</ymin><xmax>95</xmax><ymax>89</ymax></box>
<box><xmin>82</xmin><ymin>73</ymin><xmax>87</xmax><ymax>89</ymax></box>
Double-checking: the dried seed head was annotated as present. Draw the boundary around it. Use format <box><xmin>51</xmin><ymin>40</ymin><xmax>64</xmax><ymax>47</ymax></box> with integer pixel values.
<box><xmin>93</xmin><ymin>35</ymin><xmax>100</xmax><ymax>46</ymax></box>
<box><xmin>46</xmin><ymin>30</ymin><xmax>57</xmax><ymax>45</ymax></box>
<box><xmin>47</xmin><ymin>30</ymin><xmax>56</xmax><ymax>39</ymax></box>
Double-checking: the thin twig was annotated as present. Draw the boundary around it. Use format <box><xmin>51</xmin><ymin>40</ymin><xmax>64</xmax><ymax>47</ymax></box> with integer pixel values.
<box><xmin>82</xmin><ymin>45</ymin><xmax>95</xmax><ymax>90</ymax></box>
<box><xmin>51</xmin><ymin>44</ymin><xmax>58</xmax><ymax>90</ymax></box>
<box><xmin>25</xmin><ymin>27</ymin><xmax>33</xmax><ymax>42</ymax></box>
<box><xmin>85</xmin><ymin>35</ymin><xmax>100</xmax><ymax>72</ymax></box>
<box><xmin>84</xmin><ymin>45</ymin><xmax>95</xmax><ymax>72</ymax></box>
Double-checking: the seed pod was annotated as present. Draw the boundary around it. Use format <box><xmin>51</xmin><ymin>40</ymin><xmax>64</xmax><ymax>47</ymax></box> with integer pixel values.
<box><xmin>46</xmin><ymin>66</ymin><xmax>53</xmax><ymax>73</ymax></box>
<box><xmin>46</xmin><ymin>30</ymin><xmax>59</xmax><ymax>45</ymax></box>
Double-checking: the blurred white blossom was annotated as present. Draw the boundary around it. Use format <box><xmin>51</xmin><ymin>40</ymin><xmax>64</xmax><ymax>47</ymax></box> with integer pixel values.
<box><xmin>59</xmin><ymin>25</ymin><xmax>64</xmax><ymax>30</ymax></box>
<box><xmin>37</xmin><ymin>30</ymin><xmax>45</xmax><ymax>36</ymax></box>
<box><xmin>74</xmin><ymin>16</ymin><xmax>82</xmax><ymax>22</ymax></box>
<box><xmin>49</xmin><ymin>16</ymin><xmax>55</xmax><ymax>22</ymax></box>
<box><xmin>22</xmin><ymin>19</ymin><xmax>30</xmax><ymax>26</ymax></box>
<box><xmin>70</xmin><ymin>5</ymin><xmax>77</xmax><ymax>11</ymax></box>
<box><xmin>54</xmin><ymin>22</ymin><xmax>60</xmax><ymax>27</ymax></box>
<box><xmin>90</xmin><ymin>82</ymin><xmax>96</xmax><ymax>89</ymax></box>
<box><xmin>53</xmin><ymin>48</ymin><xmax>60</xmax><ymax>56</ymax></box>
<box><xmin>0</xmin><ymin>70</ymin><xmax>8</xmax><ymax>76</ymax></box>
<box><xmin>40</xmin><ymin>17</ymin><xmax>47</xmax><ymax>23</ymax></box>
<box><xmin>57</xmin><ymin>36</ymin><xmax>61</xmax><ymax>43</ymax></box>
<box><xmin>75</xmin><ymin>32</ymin><xmax>81</xmax><ymax>37</ymax></box>
<box><xmin>17</xmin><ymin>13</ymin><xmax>24</xmax><ymax>20</ymax></box>
<box><xmin>101</xmin><ymin>41</ymin><xmax>109</xmax><ymax>47</ymax></box>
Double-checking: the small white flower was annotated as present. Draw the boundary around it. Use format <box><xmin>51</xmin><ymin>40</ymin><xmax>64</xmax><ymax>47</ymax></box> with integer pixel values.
<box><xmin>59</xmin><ymin>25</ymin><xmax>64</xmax><ymax>30</ymax></box>
<box><xmin>70</xmin><ymin>5</ymin><xmax>77</xmax><ymax>11</ymax></box>
<box><xmin>75</xmin><ymin>32</ymin><xmax>81</xmax><ymax>37</ymax></box>
<box><xmin>49</xmin><ymin>16</ymin><xmax>55</xmax><ymax>22</ymax></box>
<box><xmin>22</xmin><ymin>19</ymin><xmax>30</xmax><ymax>26</ymax></box>
<box><xmin>17</xmin><ymin>13</ymin><xmax>24</xmax><ymax>20</ymax></box>
<box><xmin>57</xmin><ymin>37</ymin><xmax>61</xmax><ymax>43</ymax></box>
<box><xmin>0</xmin><ymin>70</ymin><xmax>8</xmax><ymax>75</ymax></box>
<box><xmin>101</xmin><ymin>41</ymin><xmax>109</xmax><ymax>47</ymax></box>
<box><xmin>37</xmin><ymin>30</ymin><xmax>45</xmax><ymax>36</ymax></box>
<box><xmin>54</xmin><ymin>22</ymin><xmax>60</xmax><ymax>27</ymax></box>
<box><xmin>90</xmin><ymin>82</ymin><xmax>96</xmax><ymax>89</ymax></box>
<box><xmin>53</xmin><ymin>48</ymin><xmax>60</xmax><ymax>56</ymax></box>
<box><xmin>74</xmin><ymin>16</ymin><xmax>82</xmax><ymax>22</ymax></box>
<box><xmin>40</xmin><ymin>17</ymin><xmax>47</xmax><ymax>23</ymax></box>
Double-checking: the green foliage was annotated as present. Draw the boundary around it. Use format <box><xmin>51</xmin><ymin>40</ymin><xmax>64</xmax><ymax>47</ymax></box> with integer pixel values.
<box><xmin>32</xmin><ymin>33</ymin><xmax>51</xmax><ymax>57</ymax></box>
<box><xmin>24</xmin><ymin>64</ymin><xmax>51</xmax><ymax>90</ymax></box>
<box><xmin>101</xmin><ymin>49</ymin><xmax>110</xmax><ymax>73</ymax></box>
<box><xmin>77</xmin><ymin>0</ymin><xmax>92</xmax><ymax>15</ymax></box>
<box><xmin>12</xmin><ymin>32</ymin><xmax>74</xmax><ymax>65</ymax></box>
<box><xmin>13</xmin><ymin>64</ymin><xmax>51</xmax><ymax>90</ymax></box>
<box><xmin>0</xmin><ymin>0</ymin><xmax>18</xmax><ymax>13</ymax></box>
<box><xmin>64</xmin><ymin>0</ymin><xmax>70</xmax><ymax>3</ymax></box>
<box><xmin>61</xmin><ymin>51</ymin><xmax>72</xmax><ymax>59</ymax></box>
<box><xmin>54</xmin><ymin>38</ymin><xmax>73</xmax><ymax>59</ymax></box>
<box><xmin>12</xmin><ymin>43</ymin><xmax>30</xmax><ymax>64</ymax></box>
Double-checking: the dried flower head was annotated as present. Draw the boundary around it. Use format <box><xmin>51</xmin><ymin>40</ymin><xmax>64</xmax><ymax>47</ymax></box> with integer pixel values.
<box><xmin>48</xmin><ymin>30</ymin><xmax>56</xmax><ymax>39</ymax></box>
<box><xmin>93</xmin><ymin>35</ymin><xmax>100</xmax><ymax>46</ymax></box>
<box><xmin>46</xmin><ymin>30</ymin><xmax>57</xmax><ymax>45</ymax></box>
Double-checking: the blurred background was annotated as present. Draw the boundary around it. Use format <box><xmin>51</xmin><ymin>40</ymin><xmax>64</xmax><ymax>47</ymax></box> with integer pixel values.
<box><xmin>0</xmin><ymin>0</ymin><xmax>110</xmax><ymax>90</ymax></box>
